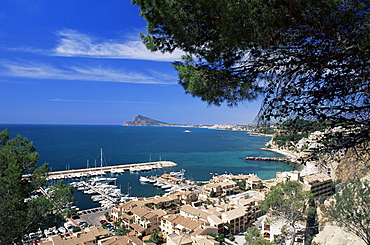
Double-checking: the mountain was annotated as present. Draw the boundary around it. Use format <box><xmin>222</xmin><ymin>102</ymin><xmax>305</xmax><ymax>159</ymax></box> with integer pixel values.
<box><xmin>122</xmin><ymin>115</ymin><xmax>171</xmax><ymax>126</ymax></box>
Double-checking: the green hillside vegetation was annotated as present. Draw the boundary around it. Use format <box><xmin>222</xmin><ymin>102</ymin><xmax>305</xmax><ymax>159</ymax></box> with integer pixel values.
<box><xmin>273</xmin><ymin>119</ymin><xmax>328</xmax><ymax>148</ymax></box>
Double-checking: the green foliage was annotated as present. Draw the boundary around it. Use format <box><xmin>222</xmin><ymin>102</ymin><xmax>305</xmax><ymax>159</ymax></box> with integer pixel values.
<box><xmin>254</xmin><ymin>127</ymin><xmax>276</xmax><ymax>135</ymax></box>
<box><xmin>273</xmin><ymin>119</ymin><xmax>328</xmax><ymax>147</ymax></box>
<box><xmin>209</xmin><ymin>229</ymin><xmax>235</xmax><ymax>245</ymax></box>
<box><xmin>202</xmin><ymin>199</ymin><xmax>214</xmax><ymax>206</ymax></box>
<box><xmin>0</xmin><ymin>129</ymin><xmax>74</xmax><ymax>244</ymax></box>
<box><xmin>133</xmin><ymin>0</ymin><xmax>370</xmax><ymax>154</ymax></box>
<box><xmin>144</xmin><ymin>229</ymin><xmax>164</xmax><ymax>245</ymax></box>
<box><xmin>261</xmin><ymin>181</ymin><xmax>313</xmax><ymax>244</ymax></box>
<box><xmin>234</xmin><ymin>179</ymin><xmax>247</xmax><ymax>190</ymax></box>
<box><xmin>113</xmin><ymin>219</ymin><xmax>122</xmax><ymax>228</ymax></box>
<box><xmin>104</xmin><ymin>212</ymin><xmax>111</xmax><ymax>221</ymax></box>
<box><xmin>273</xmin><ymin>119</ymin><xmax>329</xmax><ymax>147</ymax></box>
<box><xmin>226</xmin><ymin>233</ymin><xmax>234</xmax><ymax>241</ymax></box>
<box><xmin>195</xmin><ymin>181</ymin><xmax>206</xmax><ymax>186</ymax></box>
<box><xmin>324</xmin><ymin>179</ymin><xmax>370</xmax><ymax>245</ymax></box>
<box><xmin>48</xmin><ymin>180</ymin><xmax>75</xmax><ymax>217</ymax></box>
<box><xmin>115</xmin><ymin>227</ymin><xmax>129</xmax><ymax>236</ymax></box>
<box><xmin>274</xmin><ymin>133</ymin><xmax>308</xmax><ymax>148</ymax></box>
<box><xmin>244</xmin><ymin>226</ymin><xmax>272</xmax><ymax>245</ymax></box>
<box><xmin>255</xmin><ymin>182</ymin><xmax>264</xmax><ymax>190</ymax></box>
<box><xmin>210</xmin><ymin>189</ymin><xmax>217</xmax><ymax>197</ymax></box>
<box><xmin>279</xmin><ymin>119</ymin><xmax>328</xmax><ymax>134</ymax></box>
<box><xmin>209</xmin><ymin>233</ymin><xmax>226</xmax><ymax>244</ymax></box>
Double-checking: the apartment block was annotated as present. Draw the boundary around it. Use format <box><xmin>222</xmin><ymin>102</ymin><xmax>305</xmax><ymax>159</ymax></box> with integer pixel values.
<box><xmin>300</xmin><ymin>172</ymin><xmax>333</xmax><ymax>198</ymax></box>
<box><xmin>160</xmin><ymin>214</ymin><xmax>203</xmax><ymax>235</ymax></box>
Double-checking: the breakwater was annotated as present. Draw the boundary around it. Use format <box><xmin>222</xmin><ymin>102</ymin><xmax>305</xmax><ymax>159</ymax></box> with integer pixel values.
<box><xmin>22</xmin><ymin>161</ymin><xmax>177</xmax><ymax>179</ymax></box>
<box><xmin>245</xmin><ymin>156</ymin><xmax>289</xmax><ymax>162</ymax></box>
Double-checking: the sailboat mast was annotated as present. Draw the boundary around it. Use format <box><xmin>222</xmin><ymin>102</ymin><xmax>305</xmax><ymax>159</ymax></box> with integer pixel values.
<box><xmin>100</xmin><ymin>148</ymin><xmax>103</xmax><ymax>168</ymax></box>
<box><xmin>100</xmin><ymin>148</ymin><xmax>104</xmax><ymax>176</ymax></box>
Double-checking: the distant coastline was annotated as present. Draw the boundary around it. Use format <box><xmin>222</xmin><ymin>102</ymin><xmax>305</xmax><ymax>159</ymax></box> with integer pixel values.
<box><xmin>122</xmin><ymin>115</ymin><xmax>255</xmax><ymax>131</ymax></box>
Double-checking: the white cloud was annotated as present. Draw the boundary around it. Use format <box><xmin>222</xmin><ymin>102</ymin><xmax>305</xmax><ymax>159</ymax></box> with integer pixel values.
<box><xmin>49</xmin><ymin>98</ymin><xmax>153</xmax><ymax>104</ymax></box>
<box><xmin>54</xmin><ymin>29</ymin><xmax>184</xmax><ymax>61</ymax></box>
<box><xmin>0</xmin><ymin>60</ymin><xmax>177</xmax><ymax>85</ymax></box>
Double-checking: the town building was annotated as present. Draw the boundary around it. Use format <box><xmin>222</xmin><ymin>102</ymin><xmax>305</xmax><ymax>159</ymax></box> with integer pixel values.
<box><xmin>130</xmin><ymin>206</ymin><xmax>166</xmax><ymax>236</ymax></box>
<box><xmin>259</xmin><ymin>215</ymin><xmax>306</xmax><ymax>244</ymax></box>
<box><xmin>173</xmin><ymin>190</ymin><xmax>199</xmax><ymax>205</ymax></box>
<box><xmin>275</xmin><ymin>170</ymin><xmax>333</xmax><ymax>198</ymax></box>
<box><xmin>160</xmin><ymin>214</ymin><xmax>203</xmax><ymax>235</ymax></box>
<box><xmin>144</xmin><ymin>194</ymin><xmax>181</xmax><ymax>210</ymax></box>
<box><xmin>300</xmin><ymin>172</ymin><xmax>333</xmax><ymax>198</ymax></box>
<box><xmin>232</xmin><ymin>173</ymin><xmax>263</xmax><ymax>189</ymax></box>
<box><xmin>166</xmin><ymin>234</ymin><xmax>220</xmax><ymax>245</ymax></box>
<box><xmin>200</xmin><ymin>180</ymin><xmax>239</xmax><ymax>198</ymax></box>
<box><xmin>98</xmin><ymin>235</ymin><xmax>145</xmax><ymax>245</ymax></box>
<box><xmin>41</xmin><ymin>226</ymin><xmax>109</xmax><ymax>245</ymax></box>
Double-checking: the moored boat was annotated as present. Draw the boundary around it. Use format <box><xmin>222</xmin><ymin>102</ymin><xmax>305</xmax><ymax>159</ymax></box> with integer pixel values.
<box><xmin>139</xmin><ymin>176</ymin><xmax>151</xmax><ymax>182</ymax></box>
<box><xmin>129</xmin><ymin>166</ymin><xmax>141</xmax><ymax>172</ymax></box>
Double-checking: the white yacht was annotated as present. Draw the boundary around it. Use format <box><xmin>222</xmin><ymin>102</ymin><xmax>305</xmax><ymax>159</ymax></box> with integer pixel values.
<box><xmin>139</xmin><ymin>176</ymin><xmax>151</xmax><ymax>182</ymax></box>
<box><xmin>110</xmin><ymin>168</ymin><xmax>125</xmax><ymax>174</ymax></box>
<box><xmin>129</xmin><ymin>166</ymin><xmax>141</xmax><ymax>172</ymax></box>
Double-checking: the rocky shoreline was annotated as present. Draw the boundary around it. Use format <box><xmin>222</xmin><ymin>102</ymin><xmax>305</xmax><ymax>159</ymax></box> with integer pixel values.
<box><xmin>260</xmin><ymin>147</ymin><xmax>319</xmax><ymax>176</ymax></box>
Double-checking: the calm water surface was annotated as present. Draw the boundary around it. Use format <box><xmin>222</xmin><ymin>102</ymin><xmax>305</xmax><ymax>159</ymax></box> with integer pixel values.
<box><xmin>3</xmin><ymin>125</ymin><xmax>294</xmax><ymax>209</ymax></box>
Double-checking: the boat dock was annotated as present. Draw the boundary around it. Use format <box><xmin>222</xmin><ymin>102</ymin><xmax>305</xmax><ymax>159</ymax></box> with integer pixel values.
<box><xmin>23</xmin><ymin>161</ymin><xmax>177</xmax><ymax>179</ymax></box>
<box><xmin>80</xmin><ymin>181</ymin><xmax>116</xmax><ymax>203</ymax></box>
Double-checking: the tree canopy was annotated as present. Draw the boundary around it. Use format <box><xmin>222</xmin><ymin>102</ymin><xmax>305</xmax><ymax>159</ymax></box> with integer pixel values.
<box><xmin>0</xmin><ymin>129</ymin><xmax>73</xmax><ymax>244</ymax></box>
<box><xmin>260</xmin><ymin>180</ymin><xmax>313</xmax><ymax>245</ymax></box>
<box><xmin>244</xmin><ymin>226</ymin><xmax>272</xmax><ymax>245</ymax></box>
<box><xmin>144</xmin><ymin>229</ymin><xmax>165</xmax><ymax>245</ymax></box>
<box><xmin>324</xmin><ymin>179</ymin><xmax>370</xmax><ymax>245</ymax></box>
<box><xmin>133</xmin><ymin>0</ymin><xmax>370</xmax><ymax>153</ymax></box>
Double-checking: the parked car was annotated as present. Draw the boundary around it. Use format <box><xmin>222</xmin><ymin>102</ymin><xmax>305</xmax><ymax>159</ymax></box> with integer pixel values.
<box><xmin>28</xmin><ymin>233</ymin><xmax>38</xmax><ymax>241</ymax></box>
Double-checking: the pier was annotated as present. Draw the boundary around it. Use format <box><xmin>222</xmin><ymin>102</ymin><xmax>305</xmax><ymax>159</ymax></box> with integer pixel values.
<box><xmin>80</xmin><ymin>181</ymin><xmax>116</xmax><ymax>203</ymax></box>
<box><xmin>23</xmin><ymin>161</ymin><xmax>177</xmax><ymax>179</ymax></box>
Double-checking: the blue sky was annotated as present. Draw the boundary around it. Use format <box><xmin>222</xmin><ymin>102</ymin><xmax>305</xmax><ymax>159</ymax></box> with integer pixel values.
<box><xmin>0</xmin><ymin>0</ymin><xmax>261</xmax><ymax>125</ymax></box>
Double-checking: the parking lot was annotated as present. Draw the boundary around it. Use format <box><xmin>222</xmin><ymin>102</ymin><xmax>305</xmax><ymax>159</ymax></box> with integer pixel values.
<box><xmin>76</xmin><ymin>207</ymin><xmax>111</xmax><ymax>226</ymax></box>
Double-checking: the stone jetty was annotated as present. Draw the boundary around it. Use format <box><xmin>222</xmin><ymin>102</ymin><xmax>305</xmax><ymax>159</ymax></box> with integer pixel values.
<box><xmin>245</xmin><ymin>156</ymin><xmax>289</xmax><ymax>162</ymax></box>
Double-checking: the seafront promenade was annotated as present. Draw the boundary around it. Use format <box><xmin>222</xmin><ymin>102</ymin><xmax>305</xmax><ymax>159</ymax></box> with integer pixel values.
<box><xmin>22</xmin><ymin>161</ymin><xmax>177</xmax><ymax>179</ymax></box>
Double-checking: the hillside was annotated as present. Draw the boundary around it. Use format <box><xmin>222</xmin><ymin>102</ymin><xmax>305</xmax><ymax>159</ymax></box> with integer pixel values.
<box><xmin>267</xmin><ymin>119</ymin><xmax>370</xmax><ymax>182</ymax></box>
<box><xmin>122</xmin><ymin>115</ymin><xmax>172</xmax><ymax>126</ymax></box>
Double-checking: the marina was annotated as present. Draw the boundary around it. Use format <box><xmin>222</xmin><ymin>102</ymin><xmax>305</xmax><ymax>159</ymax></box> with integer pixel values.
<box><xmin>67</xmin><ymin>168</ymin><xmax>187</xmax><ymax>208</ymax></box>
<box><xmin>70</xmin><ymin>181</ymin><xmax>121</xmax><ymax>208</ymax></box>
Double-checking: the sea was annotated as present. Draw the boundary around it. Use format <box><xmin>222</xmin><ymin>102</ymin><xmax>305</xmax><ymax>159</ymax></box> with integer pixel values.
<box><xmin>2</xmin><ymin>124</ymin><xmax>295</xmax><ymax>210</ymax></box>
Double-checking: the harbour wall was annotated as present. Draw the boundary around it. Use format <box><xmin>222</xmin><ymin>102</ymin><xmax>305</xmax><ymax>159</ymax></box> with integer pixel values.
<box><xmin>22</xmin><ymin>161</ymin><xmax>177</xmax><ymax>178</ymax></box>
<box><xmin>245</xmin><ymin>156</ymin><xmax>289</xmax><ymax>162</ymax></box>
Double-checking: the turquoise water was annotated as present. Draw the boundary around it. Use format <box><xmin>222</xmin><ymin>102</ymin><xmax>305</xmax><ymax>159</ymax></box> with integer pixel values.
<box><xmin>2</xmin><ymin>125</ymin><xmax>295</xmax><ymax>209</ymax></box>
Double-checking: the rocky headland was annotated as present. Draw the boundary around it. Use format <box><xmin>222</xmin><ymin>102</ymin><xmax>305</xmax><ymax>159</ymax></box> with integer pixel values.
<box><xmin>122</xmin><ymin>115</ymin><xmax>174</xmax><ymax>126</ymax></box>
